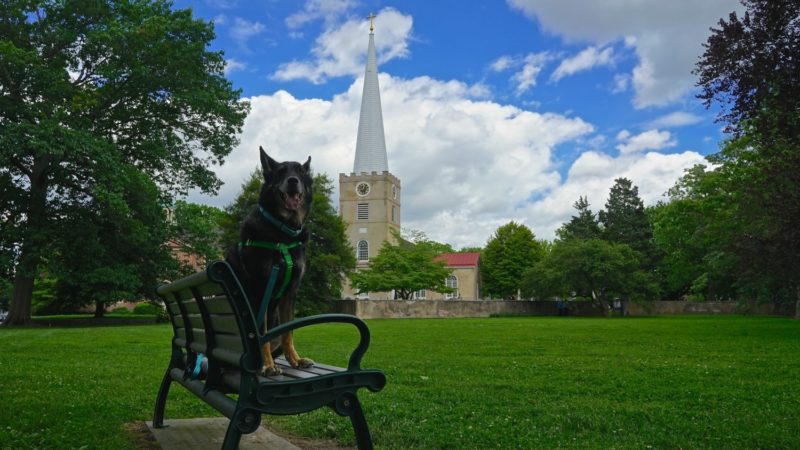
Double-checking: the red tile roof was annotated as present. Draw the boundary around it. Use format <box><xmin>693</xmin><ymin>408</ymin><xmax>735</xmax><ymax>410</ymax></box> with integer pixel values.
<box><xmin>436</xmin><ymin>252</ymin><xmax>480</xmax><ymax>267</ymax></box>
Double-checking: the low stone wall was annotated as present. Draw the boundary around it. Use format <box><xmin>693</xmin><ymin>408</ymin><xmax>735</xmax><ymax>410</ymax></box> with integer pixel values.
<box><xmin>627</xmin><ymin>300</ymin><xmax>796</xmax><ymax>317</ymax></box>
<box><xmin>332</xmin><ymin>299</ymin><xmax>797</xmax><ymax>319</ymax></box>
<box><xmin>332</xmin><ymin>299</ymin><xmax>603</xmax><ymax>319</ymax></box>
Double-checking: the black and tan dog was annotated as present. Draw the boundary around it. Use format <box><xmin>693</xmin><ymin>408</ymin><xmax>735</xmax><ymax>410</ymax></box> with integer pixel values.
<box><xmin>226</xmin><ymin>146</ymin><xmax>314</xmax><ymax>376</ymax></box>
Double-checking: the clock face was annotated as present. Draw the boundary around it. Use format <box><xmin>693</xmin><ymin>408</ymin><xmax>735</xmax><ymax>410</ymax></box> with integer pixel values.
<box><xmin>356</xmin><ymin>182</ymin><xmax>370</xmax><ymax>196</ymax></box>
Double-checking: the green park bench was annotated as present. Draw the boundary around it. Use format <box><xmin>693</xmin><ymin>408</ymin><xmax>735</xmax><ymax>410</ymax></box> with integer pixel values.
<box><xmin>153</xmin><ymin>260</ymin><xmax>386</xmax><ymax>449</ymax></box>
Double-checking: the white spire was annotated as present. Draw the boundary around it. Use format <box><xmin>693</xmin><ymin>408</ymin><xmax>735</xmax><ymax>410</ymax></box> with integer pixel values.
<box><xmin>353</xmin><ymin>18</ymin><xmax>389</xmax><ymax>174</ymax></box>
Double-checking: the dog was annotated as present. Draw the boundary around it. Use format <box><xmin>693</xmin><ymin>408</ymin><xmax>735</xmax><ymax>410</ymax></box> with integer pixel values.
<box><xmin>226</xmin><ymin>146</ymin><xmax>314</xmax><ymax>376</ymax></box>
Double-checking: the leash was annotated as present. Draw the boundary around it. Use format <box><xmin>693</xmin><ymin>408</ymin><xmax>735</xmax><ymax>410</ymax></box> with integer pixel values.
<box><xmin>259</xmin><ymin>206</ymin><xmax>303</xmax><ymax>238</ymax></box>
<box><xmin>239</xmin><ymin>239</ymin><xmax>303</xmax><ymax>329</ymax></box>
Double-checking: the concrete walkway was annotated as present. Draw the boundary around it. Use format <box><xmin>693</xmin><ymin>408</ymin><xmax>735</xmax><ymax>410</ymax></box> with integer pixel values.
<box><xmin>146</xmin><ymin>418</ymin><xmax>301</xmax><ymax>450</ymax></box>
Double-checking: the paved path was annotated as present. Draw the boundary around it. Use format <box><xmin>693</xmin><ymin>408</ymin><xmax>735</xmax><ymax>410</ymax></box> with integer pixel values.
<box><xmin>146</xmin><ymin>418</ymin><xmax>301</xmax><ymax>450</ymax></box>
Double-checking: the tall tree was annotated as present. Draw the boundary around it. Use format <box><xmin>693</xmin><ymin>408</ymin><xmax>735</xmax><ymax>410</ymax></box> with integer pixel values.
<box><xmin>222</xmin><ymin>171</ymin><xmax>355</xmax><ymax>314</ymax></box>
<box><xmin>599</xmin><ymin>178</ymin><xmax>657</xmax><ymax>267</ymax></box>
<box><xmin>556</xmin><ymin>196</ymin><xmax>602</xmax><ymax>241</ymax></box>
<box><xmin>349</xmin><ymin>231</ymin><xmax>452</xmax><ymax>300</ymax></box>
<box><xmin>1</xmin><ymin>1</ymin><xmax>248</xmax><ymax>325</ymax></box>
<box><xmin>695</xmin><ymin>0</ymin><xmax>800</xmax><ymax>311</ymax></box>
<box><xmin>482</xmin><ymin>221</ymin><xmax>544</xmax><ymax>299</ymax></box>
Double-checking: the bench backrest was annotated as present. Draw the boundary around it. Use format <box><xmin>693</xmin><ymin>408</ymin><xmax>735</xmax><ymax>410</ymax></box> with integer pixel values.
<box><xmin>157</xmin><ymin>260</ymin><xmax>263</xmax><ymax>374</ymax></box>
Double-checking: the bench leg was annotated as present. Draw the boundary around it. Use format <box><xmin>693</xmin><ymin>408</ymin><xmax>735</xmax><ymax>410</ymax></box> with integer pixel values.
<box><xmin>222</xmin><ymin>420</ymin><xmax>243</xmax><ymax>450</ymax></box>
<box><xmin>335</xmin><ymin>393</ymin><xmax>374</xmax><ymax>450</ymax></box>
<box><xmin>152</xmin><ymin>369</ymin><xmax>173</xmax><ymax>428</ymax></box>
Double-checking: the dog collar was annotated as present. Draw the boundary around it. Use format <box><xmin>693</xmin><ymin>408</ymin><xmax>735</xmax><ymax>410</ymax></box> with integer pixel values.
<box><xmin>259</xmin><ymin>205</ymin><xmax>303</xmax><ymax>238</ymax></box>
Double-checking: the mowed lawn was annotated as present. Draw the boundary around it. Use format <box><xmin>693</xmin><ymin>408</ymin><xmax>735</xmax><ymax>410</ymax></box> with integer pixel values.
<box><xmin>1</xmin><ymin>316</ymin><xmax>798</xmax><ymax>449</ymax></box>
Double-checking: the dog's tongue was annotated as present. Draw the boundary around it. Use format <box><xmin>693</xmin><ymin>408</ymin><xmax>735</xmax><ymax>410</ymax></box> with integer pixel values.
<box><xmin>286</xmin><ymin>193</ymin><xmax>302</xmax><ymax>211</ymax></box>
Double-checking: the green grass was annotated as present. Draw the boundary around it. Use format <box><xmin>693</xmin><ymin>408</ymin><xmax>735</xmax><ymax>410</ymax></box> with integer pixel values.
<box><xmin>1</xmin><ymin>316</ymin><xmax>798</xmax><ymax>449</ymax></box>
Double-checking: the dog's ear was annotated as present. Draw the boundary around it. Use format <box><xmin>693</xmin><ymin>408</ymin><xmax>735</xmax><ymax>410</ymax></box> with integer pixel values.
<box><xmin>302</xmin><ymin>156</ymin><xmax>311</xmax><ymax>173</ymax></box>
<box><xmin>259</xmin><ymin>146</ymin><xmax>278</xmax><ymax>178</ymax></box>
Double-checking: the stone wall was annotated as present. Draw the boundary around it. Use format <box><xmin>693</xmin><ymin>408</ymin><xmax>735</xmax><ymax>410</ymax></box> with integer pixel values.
<box><xmin>332</xmin><ymin>299</ymin><xmax>604</xmax><ymax>319</ymax></box>
<box><xmin>331</xmin><ymin>299</ymin><xmax>797</xmax><ymax>319</ymax></box>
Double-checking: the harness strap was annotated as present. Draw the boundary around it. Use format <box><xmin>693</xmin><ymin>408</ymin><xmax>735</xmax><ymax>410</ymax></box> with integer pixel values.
<box><xmin>239</xmin><ymin>239</ymin><xmax>303</xmax><ymax>329</ymax></box>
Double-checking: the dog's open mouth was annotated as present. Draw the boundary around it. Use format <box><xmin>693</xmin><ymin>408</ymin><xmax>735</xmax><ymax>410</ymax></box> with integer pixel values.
<box><xmin>284</xmin><ymin>192</ymin><xmax>303</xmax><ymax>211</ymax></box>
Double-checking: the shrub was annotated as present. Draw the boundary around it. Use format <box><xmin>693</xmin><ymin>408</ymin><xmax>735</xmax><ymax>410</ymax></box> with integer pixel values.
<box><xmin>111</xmin><ymin>307</ymin><xmax>130</xmax><ymax>314</ymax></box>
<box><xmin>132</xmin><ymin>303</ymin><xmax>159</xmax><ymax>315</ymax></box>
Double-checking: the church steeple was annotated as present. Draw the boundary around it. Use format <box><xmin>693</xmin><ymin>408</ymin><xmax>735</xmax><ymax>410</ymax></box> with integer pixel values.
<box><xmin>353</xmin><ymin>14</ymin><xmax>388</xmax><ymax>174</ymax></box>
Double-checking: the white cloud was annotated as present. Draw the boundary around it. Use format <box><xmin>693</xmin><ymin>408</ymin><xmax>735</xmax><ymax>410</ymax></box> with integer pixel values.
<box><xmin>616</xmin><ymin>129</ymin><xmax>676</xmax><ymax>155</ymax></box>
<box><xmin>190</xmin><ymin>72</ymin><xmax>704</xmax><ymax>247</ymax></box>
<box><xmin>550</xmin><ymin>45</ymin><xmax>614</xmax><ymax>82</ymax></box>
<box><xmin>230</xmin><ymin>17</ymin><xmax>265</xmax><ymax>48</ymax></box>
<box><xmin>647</xmin><ymin>111</ymin><xmax>704</xmax><ymax>128</ymax></box>
<box><xmin>611</xmin><ymin>73</ymin><xmax>630</xmax><ymax>93</ymax></box>
<box><xmin>285</xmin><ymin>0</ymin><xmax>356</xmax><ymax>29</ymax></box>
<box><xmin>507</xmin><ymin>0</ymin><xmax>743</xmax><ymax>108</ymax></box>
<box><xmin>224</xmin><ymin>58</ymin><xmax>246</xmax><ymax>75</ymax></box>
<box><xmin>511</xmin><ymin>52</ymin><xmax>553</xmax><ymax>95</ymax></box>
<box><xmin>272</xmin><ymin>7</ymin><xmax>413</xmax><ymax>83</ymax></box>
<box><xmin>490</xmin><ymin>55</ymin><xmax>516</xmax><ymax>72</ymax></box>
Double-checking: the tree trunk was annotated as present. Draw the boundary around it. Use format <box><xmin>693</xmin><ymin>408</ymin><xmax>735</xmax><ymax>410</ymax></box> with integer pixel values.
<box><xmin>4</xmin><ymin>154</ymin><xmax>52</xmax><ymax>327</ymax></box>
<box><xmin>94</xmin><ymin>301</ymin><xmax>106</xmax><ymax>318</ymax></box>
<box><xmin>7</xmin><ymin>271</ymin><xmax>35</xmax><ymax>326</ymax></box>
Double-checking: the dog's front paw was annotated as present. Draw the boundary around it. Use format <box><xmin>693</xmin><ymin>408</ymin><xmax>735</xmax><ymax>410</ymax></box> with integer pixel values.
<box><xmin>294</xmin><ymin>357</ymin><xmax>314</xmax><ymax>369</ymax></box>
<box><xmin>261</xmin><ymin>365</ymin><xmax>282</xmax><ymax>376</ymax></box>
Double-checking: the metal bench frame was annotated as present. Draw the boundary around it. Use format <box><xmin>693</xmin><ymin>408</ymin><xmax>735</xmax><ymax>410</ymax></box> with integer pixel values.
<box><xmin>153</xmin><ymin>260</ymin><xmax>386</xmax><ymax>449</ymax></box>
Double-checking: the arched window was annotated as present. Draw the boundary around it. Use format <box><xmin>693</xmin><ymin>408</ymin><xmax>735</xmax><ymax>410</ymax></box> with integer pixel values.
<box><xmin>357</xmin><ymin>240</ymin><xmax>369</xmax><ymax>261</ymax></box>
<box><xmin>445</xmin><ymin>275</ymin><xmax>458</xmax><ymax>299</ymax></box>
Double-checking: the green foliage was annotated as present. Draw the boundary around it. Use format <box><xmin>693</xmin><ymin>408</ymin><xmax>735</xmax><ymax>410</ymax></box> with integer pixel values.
<box><xmin>556</xmin><ymin>196</ymin><xmax>601</xmax><ymax>241</ymax></box>
<box><xmin>524</xmin><ymin>238</ymin><xmax>659</xmax><ymax>311</ymax></box>
<box><xmin>296</xmin><ymin>174</ymin><xmax>355</xmax><ymax>315</ymax></box>
<box><xmin>132</xmin><ymin>303</ymin><xmax>160</xmax><ymax>315</ymax></box>
<box><xmin>481</xmin><ymin>221</ymin><xmax>544</xmax><ymax>299</ymax></box>
<box><xmin>219</xmin><ymin>169</ymin><xmax>262</xmax><ymax>248</ymax></box>
<box><xmin>349</xmin><ymin>230</ymin><xmax>452</xmax><ymax>300</ymax></box>
<box><xmin>1</xmin><ymin>317</ymin><xmax>799</xmax><ymax>449</ymax></box>
<box><xmin>599</xmin><ymin>178</ymin><xmax>658</xmax><ymax>267</ymax></box>
<box><xmin>170</xmin><ymin>200</ymin><xmax>225</xmax><ymax>275</ymax></box>
<box><xmin>1</xmin><ymin>0</ymin><xmax>248</xmax><ymax>325</ymax></box>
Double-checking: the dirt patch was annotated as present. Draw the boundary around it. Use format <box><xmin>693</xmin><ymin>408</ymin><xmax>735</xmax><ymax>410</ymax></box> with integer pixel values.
<box><xmin>125</xmin><ymin>421</ymin><xmax>161</xmax><ymax>449</ymax></box>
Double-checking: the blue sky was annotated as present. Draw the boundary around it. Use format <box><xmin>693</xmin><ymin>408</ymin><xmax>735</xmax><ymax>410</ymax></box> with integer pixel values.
<box><xmin>179</xmin><ymin>0</ymin><xmax>742</xmax><ymax>248</ymax></box>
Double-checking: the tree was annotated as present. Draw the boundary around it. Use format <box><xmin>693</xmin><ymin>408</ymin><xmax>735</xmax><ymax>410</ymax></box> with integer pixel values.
<box><xmin>695</xmin><ymin>0</ymin><xmax>800</xmax><ymax>140</ymax></box>
<box><xmin>1</xmin><ymin>1</ymin><xmax>248</xmax><ymax>325</ymax></box>
<box><xmin>222</xmin><ymin>172</ymin><xmax>355</xmax><ymax>314</ymax></box>
<box><xmin>349</xmin><ymin>231</ymin><xmax>452</xmax><ymax>300</ymax></box>
<box><xmin>695</xmin><ymin>0</ymin><xmax>800</xmax><ymax>311</ymax></box>
<box><xmin>556</xmin><ymin>196</ymin><xmax>601</xmax><ymax>241</ymax></box>
<box><xmin>523</xmin><ymin>238</ymin><xmax>658</xmax><ymax>313</ymax></box>
<box><xmin>170</xmin><ymin>200</ymin><xmax>225</xmax><ymax>274</ymax></box>
<box><xmin>482</xmin><ymin>222</ymin><xmax>544</xmax><ymax>299</ymax></box>
<box><xmin>599</xmin><ymin>178</ymin><xmax>658</xmax><ymax>268</ymax></box>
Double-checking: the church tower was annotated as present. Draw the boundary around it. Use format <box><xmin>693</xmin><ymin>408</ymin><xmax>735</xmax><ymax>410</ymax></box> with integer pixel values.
<box><xmin>340</xmin><ymin>15</ymin><xmax>401</xmax><ymax>297</ymax></box>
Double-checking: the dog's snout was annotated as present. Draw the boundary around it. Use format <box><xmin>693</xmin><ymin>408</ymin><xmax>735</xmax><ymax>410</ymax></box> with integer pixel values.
<box><xmin>287</xmin><ymin>176</ymin><xmax>300</xmax><ymax>186</ymax></box>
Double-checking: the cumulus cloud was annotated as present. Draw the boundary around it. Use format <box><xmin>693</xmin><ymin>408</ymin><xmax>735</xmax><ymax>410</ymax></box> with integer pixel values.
<box><xmin>507</xmin><ymin>0</ymin><xmax>742</xmax><ymax>108</ymax></box>
<box><xmin>272</xmin><ymin>7</ymin><xmax>413</xmax><ymax>83</ymax></box>
<box><xmin>229</xmin><ymin>17</ymin><xmax>265</xmax><ymax>49</ymax></box>
<box><xmin>616</xmin><ymin>129</ymin><xmax>676</xmax><ymax>155</ymax></box>
<box><xmin>190</xmin><ymin>73</ymin><xmax>704</xmax><ymax>247</ymax></box>
<box><xmin>550</xmin><ymin>45</ymin><xmax>614</xmax><ymax>82</ymax></box>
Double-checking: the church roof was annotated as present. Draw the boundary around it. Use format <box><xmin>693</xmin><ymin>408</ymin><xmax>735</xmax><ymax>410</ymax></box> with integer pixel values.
<box><xmin>436</xmin><ymin>252</ymin><xmax>481</xmax><ymax>267</ymax></box>
<box><xmin>353</xmin><ymin>29</ymin><xmax>389</xmax><ymax>174</ymax></box>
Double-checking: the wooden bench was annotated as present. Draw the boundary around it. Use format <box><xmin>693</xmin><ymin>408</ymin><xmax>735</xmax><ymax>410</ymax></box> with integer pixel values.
<box><xmin>153</xmin><ymin>260</ymin><xmax>386</xmax><ymax>449</ymax></box>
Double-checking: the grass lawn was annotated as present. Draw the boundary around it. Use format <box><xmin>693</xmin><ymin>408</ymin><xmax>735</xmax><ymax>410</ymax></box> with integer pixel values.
<box><xmin>1</xmin><ymin>315</ymin><xmax>798</xmax><ymax>449</ymax></box>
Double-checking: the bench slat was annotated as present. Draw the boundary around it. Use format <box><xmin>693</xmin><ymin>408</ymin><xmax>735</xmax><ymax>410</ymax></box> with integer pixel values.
<box><xmin>203</xmin><ymin>295</ymin><xmax>235</xmax><ymax>314</ymax></box>
<box><xmin>209</xmin><ymin>314</ymin><xmax>240</xmax><ymax>335</ymax></box>
<box><xmin>214</xmin><ymin>332</ymin><xmax>244</xmax><ymax>354</ymax></box>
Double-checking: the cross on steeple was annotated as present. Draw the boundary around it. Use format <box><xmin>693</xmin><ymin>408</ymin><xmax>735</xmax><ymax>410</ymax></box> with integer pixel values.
<box><xmin>368</xmin><ymin>12</ymin><xmax>376</xmax><ymax>32</ymax></box>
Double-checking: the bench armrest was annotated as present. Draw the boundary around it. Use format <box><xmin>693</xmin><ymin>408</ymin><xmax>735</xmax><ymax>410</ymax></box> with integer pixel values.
<box><xmin>260</xmin><ymin>313</ymin><xmax>371</xmax><ymax>371</ymax></box>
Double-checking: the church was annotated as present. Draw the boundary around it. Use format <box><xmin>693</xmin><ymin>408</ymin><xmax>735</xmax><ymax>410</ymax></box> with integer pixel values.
<box><xmin>339</xmin><ymin>17</ymin><xmax>480</xmax><ymax>301</ymax></box>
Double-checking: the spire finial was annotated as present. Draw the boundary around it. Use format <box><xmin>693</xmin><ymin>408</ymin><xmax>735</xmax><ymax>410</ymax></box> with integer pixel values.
<box><xmin>368</xmin><ymin>12</ymin><xmax>375</xmax><ymax>32</ymax></box>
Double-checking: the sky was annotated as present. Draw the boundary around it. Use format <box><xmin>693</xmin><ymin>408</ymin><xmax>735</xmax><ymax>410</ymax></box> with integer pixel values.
<box><xmin>177</xmin><ymin>0</ymin><xmax>743</xmax><ymax>249</ymax></box>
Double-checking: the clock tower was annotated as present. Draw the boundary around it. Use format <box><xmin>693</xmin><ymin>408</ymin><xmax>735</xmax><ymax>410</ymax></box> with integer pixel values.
<box><xmin>340</xmin><ymin>15</ymin><xmax>401</xmax><ymax>298</ymax></box>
